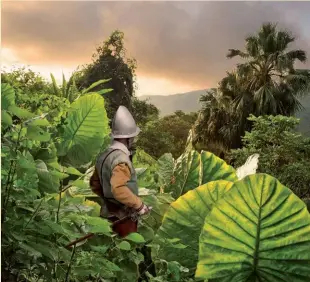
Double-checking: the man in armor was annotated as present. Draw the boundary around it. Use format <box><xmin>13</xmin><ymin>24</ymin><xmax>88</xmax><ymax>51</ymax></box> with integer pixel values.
<box><xmin>90</xmin><ymin>106</ymin><xmax>151</xmax><ymax>237</ymax></box>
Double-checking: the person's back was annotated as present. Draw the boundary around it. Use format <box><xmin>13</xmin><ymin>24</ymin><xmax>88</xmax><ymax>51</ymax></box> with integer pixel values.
<box><xmin>90</xmin><ymin>106</ymin><xmax>151</xmax><ymax>237</ymax></box>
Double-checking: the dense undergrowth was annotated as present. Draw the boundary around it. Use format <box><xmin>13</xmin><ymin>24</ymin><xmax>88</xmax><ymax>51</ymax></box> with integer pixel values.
<box><xmin>1</xmin><ymin>82</ymin><xmax>310</xmax><ymax>282</ymax></box>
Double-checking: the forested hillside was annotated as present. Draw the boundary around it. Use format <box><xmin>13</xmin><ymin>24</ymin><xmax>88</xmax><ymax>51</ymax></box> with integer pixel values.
<box><xmin>2</xmin><ymin>23</ymin><xmax>310</xmax><ymax>282</ymax></box>
<box><xmin>140</xmin><ymin>89</ymin><xmax>310</xmax><ymax>136</ymax></box>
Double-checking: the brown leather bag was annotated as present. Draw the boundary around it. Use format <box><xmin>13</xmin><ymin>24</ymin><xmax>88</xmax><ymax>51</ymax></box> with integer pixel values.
<box><xmin>90</xmin><ymin>149</ymin><xmax>119</xmax><ymax>198</ymax></box>
<box><xmin>89</xmin><ymin>168</ymin><xmax>104</xmax><ymax>198</ymax></box>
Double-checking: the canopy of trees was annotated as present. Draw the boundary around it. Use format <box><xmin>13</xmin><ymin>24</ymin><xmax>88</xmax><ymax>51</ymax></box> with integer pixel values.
<box><xmin>137</xmin><ymin>111</ymin><xmax>198</xmax><ymax>159</ymax></box>
<box><xmin>193</xmin><ymin>23</ymin><xmax>310</xmax><ymax>157</ymax></box>
<box><xmin>230</xmin><ymin>115</ymin><xmax>310</xmax><ymax>199</ymax></box>
<box><xmin>2</xmin><ymin>21</ymin><xmax>310</xmax><ymax>282</ymax></box>
<box><xmin>75</xmin><ymin>30</ymin><xmax>137</xmax><ymax>120</ymax></box>
<box><xmin>1</xmin><ymin>66</ymin><xmax>50</xmax><ymax>94</ymax></box>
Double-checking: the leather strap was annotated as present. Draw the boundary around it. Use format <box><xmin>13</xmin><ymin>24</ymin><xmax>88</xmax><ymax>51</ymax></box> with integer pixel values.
<box><xmin>98</xmin><ymin>149</ymin><xmax>119</xmax><ymax>187</ymax></box>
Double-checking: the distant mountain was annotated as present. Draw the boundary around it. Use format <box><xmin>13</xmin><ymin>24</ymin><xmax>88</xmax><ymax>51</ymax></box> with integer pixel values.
<box><xmin>139</xmin><ymin>90</ymin><xmax>206</xmax><ymax>116</ymax></box>
<box><xmin>139</xmin><ymin>89</ymin><xmax>310</xmax><ymax>136</ymax></box>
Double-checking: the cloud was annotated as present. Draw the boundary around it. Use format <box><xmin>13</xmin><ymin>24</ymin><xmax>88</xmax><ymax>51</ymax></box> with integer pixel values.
<box><xmin>2</xmin><ymin>1</ymin><xmax>310</xmax><ymax>90</ymax></box>
<box><xmin>2</xmin><ymin>1</ymin><xmax>107</xmax><ymax>65</ymax></box>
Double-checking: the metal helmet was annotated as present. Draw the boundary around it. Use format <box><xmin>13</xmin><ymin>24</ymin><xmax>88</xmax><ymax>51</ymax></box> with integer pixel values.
<box><xmin>111</xmin><ymin>106</ymin><xmax>140</xmax><ymax>138</ymax></box>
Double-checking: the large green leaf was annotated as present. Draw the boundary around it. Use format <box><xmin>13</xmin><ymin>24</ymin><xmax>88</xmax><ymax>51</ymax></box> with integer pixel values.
<box><xmin>133</xmin><ymin>149</ymin><xmax>158</xmax><ymax>189</ymax></box>
<box><xmin>157</xmin><ymin>153</ymin><xmax>175</xmax><ymax>190</ymax></box>
<box><xmin>155</xmin><ymin>180</ymin><xmax>233</xmax><ymax>276</ymax></box>
<box><xmin>34</xmin><ymin>142</ymin><xmax>61</xmax><ymax>171</ymax></box>
<box><xmin>133</xmin><ymin>148</ymin><xmax>157</xmax><ymax>168</ymax></box>
<box><xmin>29</xmin><ymin>118</ymin><xmax>50</xmax><ymax>127</ymax></box>
<box><xmin>165</xmin><ymin>151</ymin><xmax>201</xmax><ymax>199</ymax></box>
<box><xmin>82</xmin><ymin>79</ymin><xmax>111</xmax><ymax>94</ymax></box>
<box><xmin>35</xmin><ymin>160</ymin><xmax>60</xmax><ymax>194</ymax></box>
<box><xmin>26</xmin><ymin>125</ymin><xmax>51</xmax><ymax>142</ymax></box>
<box><xmin>141</xmin><ymin>193</ymin><xmax>175</xmax><ymax>231</ymax></box>
<box><xmin>1</xmin><ymin>110</ymin><xmax>12</xmax><ymax>127</ymax></box>
<box><xmin>199</xmin><ymin>151</ymin><xmax>237</xmax><ymax>185</ymax></box>
<box><xmin>8</xmin><ymin>105</ymin><xmax>35</xmax><ymax>120</ymax></box>
<box><xmin>196</xmin><ymin>174</ymin><xmax>310</xmax><ymax>282</ymax></box>
<box><xmin>185</xmin><ymin>129</ymin><xmax>194</xmax><ymax>152</ymax></box>
<box><xmin>58</xmin><ymin>93</ymin><xmax>109</xmax><ymax>166</ymax></box>
<box><xmin>1</xmin><ymin>83</ymin><xmax>15</xmax><ymax>110</ymax></box>
<box><xmin>136</xmin><ymin>167</ymin><xmax>157</xmax><ymax>190</ymax></box>
<box><xmin>165</xmin><ymin>150</ymin><xmax>237</xmax><ymax>199</ymax></box>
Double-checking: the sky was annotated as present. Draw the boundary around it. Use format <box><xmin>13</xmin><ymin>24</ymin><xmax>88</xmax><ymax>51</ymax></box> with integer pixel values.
<box><xmin>2</xmin><ymin>1</ymin><xmax>310</xmax><ymax>96</ymax></box>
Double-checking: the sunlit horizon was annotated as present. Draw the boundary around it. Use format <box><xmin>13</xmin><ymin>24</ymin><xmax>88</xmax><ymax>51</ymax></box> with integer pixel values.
<box><xmin>2</xmin><ymin>48</ymin><xmax>205</xmax><ymax>96</ymax></box>
<box><xmin>2</xmin><ymin>1</ymin><xmax>309</xmax><ymax>96</ymax></box>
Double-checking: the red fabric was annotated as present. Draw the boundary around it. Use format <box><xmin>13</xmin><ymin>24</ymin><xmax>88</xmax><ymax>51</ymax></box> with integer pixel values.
<box><xmin>110</xmin><ymin>217</ymin><xmax>138</xmax><ymax>238</ymax></box>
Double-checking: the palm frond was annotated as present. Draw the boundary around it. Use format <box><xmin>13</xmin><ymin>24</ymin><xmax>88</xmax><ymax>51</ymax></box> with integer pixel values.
<box><xmin>285</xmin><ymin>50</ymin><xmax>307</xmax><ymax>63</ymax></box>
<box><xmin>62</xmin><ymin>73</ymin><xmax>67</xmax><ymax>98</ymax></box>
<box><xmin>50</xmin><ymin>73</ymin><xmax>61</xmax><ymax>97</ymax></box>
<box><xmin>276</xmin><ymin>30</ymin><xmax>295</xmax><ymax>51</ymax></box>
<box><xmin>245</xmin><ymin>36</ymin><xmax>260</xmax><ymax>57</ymax></box>
<box><xmin>254</xmin><ymin>84</ymin><xmax>277</xmax><ymax>115</ymax></box>
<box><xmin>226</xmin><ymin>49</ymin><xmax>249</xmax><ymax>59</ymax></box>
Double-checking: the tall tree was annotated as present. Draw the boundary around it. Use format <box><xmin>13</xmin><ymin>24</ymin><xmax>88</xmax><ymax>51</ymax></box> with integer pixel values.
<box><xmin>193</xmin><ymin>23</ymin><xmax>310</xmax><ymax>157</ymax></box>
<box><xmin>131</xmin><ymin>98</ymin><xmax>159</xmax><ymax>128</ymax></box>
<box><xmin>76</xmin><ymin>30</ymin><xmax>137</xmax><ymax>120</ymax></box>
<box><xmin>226</xmin><ymin>23</ymin><xmax>309</xmax><ymax>116</ymax></box>
<box><xmin>192</xmin><ymin>88</ymin><xmax>240</xmax><ymax>158</ymax></box>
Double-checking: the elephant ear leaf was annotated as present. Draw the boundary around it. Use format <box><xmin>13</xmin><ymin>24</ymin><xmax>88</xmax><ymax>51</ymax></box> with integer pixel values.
<box><xmin>199</xmin><ymin>151</ymin><xmax>237</xmax><ymax>185</ymax></box>
<box><xmin>196</xmin><ymin>173</ymin><xmax>310</xmax><ymax>282</ymax></box>
<box><xmin>157</xmin><ymin>153</ymin><xmax>175</xmax><ymax>189</ymax></box>
<box><xmin>1</xmin><ymin>83</ymin><xmax>15</xmax><ymax>128</ymax></box>
<box><xmin>57</xmin><ymin>93</ymin><xmax>109</xmax><ymax>166</ymax></box>
<box><xmin>165</xmin><ymin>150</ymin><xmax>237</xmax><ymax>200</ymax></box>
<box><xmin>154</xmin><ymin>180</ymin><xmax>234</xmax><ymax>276</ymax></box>
<box><xmin>165</xmin><ymin>151</ymin><xmax>201</xmax><ymax>199</ymax></box>
<box><xmin>1</xmin><ymin>83</ymin><xmax>15</xmax><ymax>110</ymax></box>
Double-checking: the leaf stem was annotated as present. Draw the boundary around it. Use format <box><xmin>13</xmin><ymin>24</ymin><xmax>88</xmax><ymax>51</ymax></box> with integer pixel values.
<box><xmin>56</xmin><ymin>191</ymin><xmax>62</xmax><ymax>224</ymax></box>
<box><xmin>24</xmin><ymin>198</ymin><xmax>44</xmax><ymax>229</ymax></box>
<box><xmin>53</xmin><ymin>261</ymin><xmax>58</xmax><ymax>282</ymax></box>
<box><xmin>56</xmin><ymin>159</ymin><xmax>65</xmax><ymax>223</ymax></box>
<box><xmin>2</xmin><ymin>124</ymin><xmax>23</xmax><ymax>222</ymax></box>
<box><xmin>61</xmin><ymin>174</ymin><xmax>85</xmax><ymax>193</ymax></box>
<box><xmin>65</xmin><ymin>244</ymin><xmax>76</xmax><ymax>282</ymax></box>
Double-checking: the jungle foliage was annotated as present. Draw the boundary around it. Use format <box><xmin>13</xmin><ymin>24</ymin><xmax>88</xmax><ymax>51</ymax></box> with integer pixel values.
<box><xmin>193</xmin><ymin>23</ymin><xmax>310</xmax><ymax>157</ymax></box>
<box><xmin>230</xmin><ymin>114</ymin><xmax>310</xmax><ymax>200</ymax></box>
<box><xmin>2</xmin><ymin>82</ymin><xmax>310</xmax><ymax>282</ymax></box>
<box><xmin>2</xmin><ymin>22</ymin><xmax>310</xmax><ymax>282</ymax></box>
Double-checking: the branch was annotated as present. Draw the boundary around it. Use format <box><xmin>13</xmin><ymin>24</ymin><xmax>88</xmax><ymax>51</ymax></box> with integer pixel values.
<box><xmin>65</xmin><ymin>245</ymin><xmax>76</xmax><ymax>282</ymax></box>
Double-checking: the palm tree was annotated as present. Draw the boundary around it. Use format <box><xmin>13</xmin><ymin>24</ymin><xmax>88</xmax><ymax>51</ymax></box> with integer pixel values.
<box><xmin>226</xmin><ymin>23</ymin><xmax>308</xmax><ymax>116</ymax></box>
<box><xmin>192</xmin><ymin>88</ymin><xmax>241</xmax><ymax>156</ymax></box>
<box><xmin>193</xmin><ymin>23</ymin><xmax>310</xmax><ymax>157</ymax></box>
